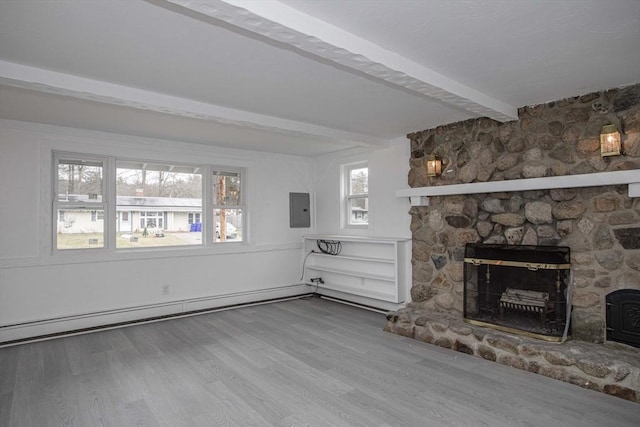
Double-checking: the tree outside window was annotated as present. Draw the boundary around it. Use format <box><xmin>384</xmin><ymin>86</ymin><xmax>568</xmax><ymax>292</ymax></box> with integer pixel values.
<box><xmin>213</xmin><ymin>170</ymin><xmax>242</xmax><ymax>242</ymax></box>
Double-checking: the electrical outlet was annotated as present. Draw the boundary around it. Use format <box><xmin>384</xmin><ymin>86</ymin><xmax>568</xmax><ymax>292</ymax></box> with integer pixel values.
<box><xmin>162</xmin><ymin>284</ymin><xmax>170</xmax><ymax>295</ymax></box>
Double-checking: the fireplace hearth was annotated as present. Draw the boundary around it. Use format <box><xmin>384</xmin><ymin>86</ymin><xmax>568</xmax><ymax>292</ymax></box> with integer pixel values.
<box><xmin>464</xmin><ymin>244</ymin><xmax>571</xmax><ymax>341</ymax></box>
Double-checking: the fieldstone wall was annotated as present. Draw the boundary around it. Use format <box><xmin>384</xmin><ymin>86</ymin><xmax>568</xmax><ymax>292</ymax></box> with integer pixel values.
<box><xmin>406</xmin><ymin>84</ymin><xmax>640</xmax><ymax>343</ymax></box>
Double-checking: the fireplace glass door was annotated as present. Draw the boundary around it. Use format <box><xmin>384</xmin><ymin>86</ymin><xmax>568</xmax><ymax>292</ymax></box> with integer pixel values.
<box><xmin>463</xmin><ymin>244</ymin><xmax>571</xmax><ymax>341</ymax></box>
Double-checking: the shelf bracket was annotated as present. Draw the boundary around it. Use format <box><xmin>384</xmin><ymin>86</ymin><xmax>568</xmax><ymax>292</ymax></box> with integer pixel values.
<box><xmin>410</xmin><ymin>196</ymin><xmax>429</xmax><ymax>207</ymax></box>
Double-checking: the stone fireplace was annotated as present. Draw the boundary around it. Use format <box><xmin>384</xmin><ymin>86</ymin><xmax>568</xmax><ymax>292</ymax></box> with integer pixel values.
<box><xmin>385</xmin><ymin>84</ymin><xmax>640</xmax><ymax>402</ymax></box>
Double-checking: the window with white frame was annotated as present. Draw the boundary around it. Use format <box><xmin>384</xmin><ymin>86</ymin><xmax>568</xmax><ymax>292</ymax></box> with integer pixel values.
<box><xmin>188</xmin><ymin>212</ymin><xmax>201</xmax><ymax>224</ymax></box>
<box><xmin>343</xmin><ymin>162</ymin><xmax>368</xmax><ymax>227</ymax></box>
<box><xmin>54</xmin><ymin>155</ymin><xmax>106</xmax><ymax>250</ymax></box>
<box><xmin>53</xmin><ymin>152</ymin><xmax>245</xmax><ymax>251</ymax></box>
<box><xmin>116</xmin><ymin>160</ymin><xmax>203</xmax><ymax>248</ymax></box>
<box><xmin>213</xmin><ymin>169</ymin><xmax>243</xmax><ymax>242</ymax></box>
<box><xmin>91</xmin><ymin>210</ymin><xmax>105</xmax><ymax>221</ymax></box>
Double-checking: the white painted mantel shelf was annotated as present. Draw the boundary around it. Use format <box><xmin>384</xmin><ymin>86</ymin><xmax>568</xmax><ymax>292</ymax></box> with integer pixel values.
<box><xmin>397</xmin><ymin>170</ymin><xmax>640</xmax><ymax>206</ymax></box>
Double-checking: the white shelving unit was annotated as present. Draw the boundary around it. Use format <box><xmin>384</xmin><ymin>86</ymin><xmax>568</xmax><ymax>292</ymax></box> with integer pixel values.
<box><xmin>302</xmin><ymin>235</ymin><xmax>411</xmax><ymax>311</ymax></box>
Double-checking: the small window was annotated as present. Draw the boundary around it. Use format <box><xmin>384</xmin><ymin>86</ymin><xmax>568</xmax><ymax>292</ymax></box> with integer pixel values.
<box><xmin>343</xmin><ymin>162</ymin><xmax>368</xmax><ymax>227</ymax></box>
<box><xmin>91</xmin><ymin>210</ymin><xmax>104</xmax><ymax>222</ymax></box>
<box><xmin>188</xmin><ymin>213</ymin><xmax>201</xmax><ymax>224</ymax></box>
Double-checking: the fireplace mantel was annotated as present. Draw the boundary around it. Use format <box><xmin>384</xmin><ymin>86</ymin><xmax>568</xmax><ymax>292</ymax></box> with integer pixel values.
<box><xmin>397</xmin><ymin>170</ymin><xmax>640</xmax><ymax>206</ymax></box>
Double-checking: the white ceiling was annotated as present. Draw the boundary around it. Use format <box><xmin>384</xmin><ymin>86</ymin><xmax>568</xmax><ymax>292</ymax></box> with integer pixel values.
<box><xmin>1</xmin><ymin>0</ymin><xmax>639</xmax><ymax>157</ymax></box>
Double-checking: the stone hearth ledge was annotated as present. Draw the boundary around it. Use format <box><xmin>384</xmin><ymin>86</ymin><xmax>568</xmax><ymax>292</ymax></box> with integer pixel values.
<box><xmin>384</xmin><ymin>309</ymin><xmax>640</xmax><ymax>403</ymax></box>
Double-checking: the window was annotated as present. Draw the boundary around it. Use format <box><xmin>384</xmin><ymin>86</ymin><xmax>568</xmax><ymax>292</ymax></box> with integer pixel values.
<box><xmin>138</xmin><ymin>211</ymin><xmax>165</xmax><ymax>229</ymax></box>
<box><xmin>188</xmin><ymin>213</ymin><xmax>200</xmax><ymax>224</ymax></box>
<box><xmin>213</xmin><ymin>169</ymin><xmax>242</xmax><ymax>242</ymax></box>
<box><xmin>116</xmin><ymin>161</ymin><xmax>202</xmax><ymax>248</ymax></box>
<box><xmin>54</xmin><ymin>155</ymin><xmax>106</xmax><ymax>250</ymax></box>
<box><xmin>53</xmin><ymin>152</ymin><xmax>245</xmax><ymax>252</ymax></box>
<box><xmin>343</xmin><ymin>162</ymin><xmax>368</xmax><ymax>227</ymax></box>
<box><xmin>91</xmin><ymin>210</ymin><xmax>104</xmax><ymax>222</ymax></box>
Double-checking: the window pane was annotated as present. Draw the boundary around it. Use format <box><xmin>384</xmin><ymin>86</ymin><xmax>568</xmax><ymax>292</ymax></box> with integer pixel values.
<box><xmin>214</xmin><ymin>209</ymin><xmax>242</xmax><ymax>242</ymax></box>
<box><xmin>213</xmin><ymin>170</ymin><xmax>241</xmax><ymax>205</ymax></box>
<box><xmin>350</xmin><ymin>167</ymin><xmax>368</xmax><ymax>195</ymax></box>
<box><xmin>57</xmin><ymin>159</ymin><xmax>103</xmax><ymax>201</ymax></box>
<box><xmin>348</xmin><ymin>197</ymin><xmax>368</xmax><ymax>225</ymax></box>
<box><xmin>116</xmin><ymin>162</ymin><xmax>202</xmax><ymax>248</ymax></box>
<box><xmin>56</xmin><ymin>208</ymin><xmax>104</xmax><ymax>249</ymax></box>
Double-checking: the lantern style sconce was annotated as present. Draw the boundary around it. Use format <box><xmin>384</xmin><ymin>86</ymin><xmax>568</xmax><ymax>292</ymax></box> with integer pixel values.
<box><xmin>600</xmin><ymin>124</ymin><xmax>621</xmax><ymax>157</ymax></box>
<box><xmin>426</xmin><ymin>154</ymin><xmax>442</xmax><ymax>177</ymax></box>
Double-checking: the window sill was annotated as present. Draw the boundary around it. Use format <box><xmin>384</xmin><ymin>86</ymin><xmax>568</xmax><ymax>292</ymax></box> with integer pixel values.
<box><xmin>343</xmin><ymin>224</ymin><xmax>369</xmax><ymax>229</ymax></box>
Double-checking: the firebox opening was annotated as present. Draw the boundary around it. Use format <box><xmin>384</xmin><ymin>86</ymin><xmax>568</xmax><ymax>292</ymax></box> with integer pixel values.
<box><xmin>464</xmin><ymin>244</ymin><xmax>571</xmax><ymax>341</ymax></box>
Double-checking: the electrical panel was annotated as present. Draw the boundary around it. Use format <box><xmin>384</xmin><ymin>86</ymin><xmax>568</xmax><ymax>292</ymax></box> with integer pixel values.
<box><xmin>289</xmin><ymin>192</ymin><xmax>310</xmax><ymax>228</ymax></box>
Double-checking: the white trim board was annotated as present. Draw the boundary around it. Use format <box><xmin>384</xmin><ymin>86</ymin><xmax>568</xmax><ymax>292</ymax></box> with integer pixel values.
<box><xmin>397</xmin><ymin>170</ymin><xmax>640</xmax><ymax>206</ymax></box>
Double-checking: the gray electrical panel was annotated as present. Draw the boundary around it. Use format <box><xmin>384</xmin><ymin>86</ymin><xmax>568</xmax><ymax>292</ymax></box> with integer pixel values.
<box><xmin>289</xmin><ymin>192</ymin><xmax>310</xmax><ymax>228</ymax></box>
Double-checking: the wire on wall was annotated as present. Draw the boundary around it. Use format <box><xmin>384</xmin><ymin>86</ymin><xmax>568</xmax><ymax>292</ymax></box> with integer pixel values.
<box><xmin>316</xmin><ymin>239</ymin><xmax>342</xmax><ymax>256</ymax></box>
<box><xmin>300</xmin><ymin>249</ymin><xmax>315</xmax><ymax>280</ymax></box>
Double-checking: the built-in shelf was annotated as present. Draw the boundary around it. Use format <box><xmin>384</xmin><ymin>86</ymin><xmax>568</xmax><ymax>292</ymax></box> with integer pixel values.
<box><xmin>302</xmin><ymin>235</ymin><xmax>411</xmax><ymax>310</ymax></box>
<box><xmin>305</xmin><ymin>265</ymin><xmax>395</xmax><ymax>282</ymax></box>
<box><xmin>310</xmin><ymin>252</ymin><xmax>397</xmax><ymax>264</ymax></box>
<box><xmin>397</xmin><ymin>170</ymin><xmax>640</xmax><ymax>206</ymax></box>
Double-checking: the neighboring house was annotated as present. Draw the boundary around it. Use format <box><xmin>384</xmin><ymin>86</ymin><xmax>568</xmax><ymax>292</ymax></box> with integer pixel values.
<box><xmin>351</xmin><ymin>207</ymin><xmax>368</xmax><ymax>224</ymax></box>
<box><xmin>57</xmin><ymin>195</ymin><xmax>203</xmax><ymax>234</ymax></box>
<box><xmin>116</xmin><ymin>196</ymin><xmax>202</xmax><ymax>233</ymax></box>
<box><xmin>57</xmin><ymin>208</ymin><xmax>105</xmax><ymax>234</ymax></box>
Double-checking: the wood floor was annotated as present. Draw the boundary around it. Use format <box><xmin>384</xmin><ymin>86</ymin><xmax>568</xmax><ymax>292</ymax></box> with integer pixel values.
<box><xmin>1</xmin><ymin>297</ymin><xmax>638</xmax><ymax>427</ymax></box>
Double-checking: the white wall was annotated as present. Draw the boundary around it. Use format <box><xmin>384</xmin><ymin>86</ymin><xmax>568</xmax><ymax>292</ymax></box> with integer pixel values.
<box><xmin>0</xmin><ymin>120</ymin><xmax>315</xmax><ymax>341</ymax></box>
<box><xmin>312</xmin><ymin>143</ymin><xmax>412</xmax><ymax>239</ymax></box>
<box><xmin>0</xmin><ymin>120</ymin><xmax>415</xmax><ymax>341</ymax></box>
<box><xmin>310</xmin><ymin>142</ymin><xmax>413</xmax><ymax>304</ymax></box>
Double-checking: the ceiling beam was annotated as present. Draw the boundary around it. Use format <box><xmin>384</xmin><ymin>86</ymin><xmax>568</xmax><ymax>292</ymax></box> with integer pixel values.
<box><xmin>165</xmin><ymin>0</ymin><xmax>519</xmax><ymax>122</ymax></box>
<box><xmin>0</xmin><ymin>60</ymin><xmax>388</xmax><ymax>148</ymax></box>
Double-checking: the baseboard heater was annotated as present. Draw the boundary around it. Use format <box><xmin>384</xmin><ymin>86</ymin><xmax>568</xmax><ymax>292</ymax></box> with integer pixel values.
<box><xmin>1</xmin><ymin>285</ymin><xmax>394</xmax><ymax>347</ymax></box>
<box><xmin>318</xmin><ymin>295</ymin><xmax>388</xmax><ymax>314</ymax></box>
<box><xmin>0</xmin><ymin>292</ymin><xmax>314</xmax><ymax>347</ymax></box>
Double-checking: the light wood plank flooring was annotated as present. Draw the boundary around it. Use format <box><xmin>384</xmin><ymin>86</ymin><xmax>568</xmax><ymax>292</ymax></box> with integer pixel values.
<box><xmin>1</xmin><ymin>296</ymin><xmax>638</xmax><ymax>426</ymax></box>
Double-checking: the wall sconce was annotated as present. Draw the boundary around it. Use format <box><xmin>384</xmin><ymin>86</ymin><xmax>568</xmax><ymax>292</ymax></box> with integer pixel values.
<box><xmin>426</xmin><ymin>155</ymin><xmax>442</xmax><ymax>177</ymax></box>
<box><xmin>600</xmin><ymin>124</ymin><xmax>621</xmax><ymax>156</ymax></box>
